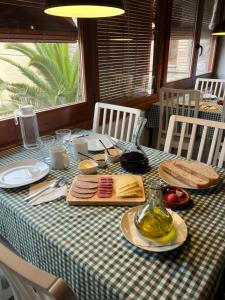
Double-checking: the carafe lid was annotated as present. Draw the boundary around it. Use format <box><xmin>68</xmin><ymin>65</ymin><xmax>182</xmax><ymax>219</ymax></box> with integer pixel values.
<box><xmin>19</xmin><ymin>105</ymin><xmax>35</xmax><ymax>116</ymax></box>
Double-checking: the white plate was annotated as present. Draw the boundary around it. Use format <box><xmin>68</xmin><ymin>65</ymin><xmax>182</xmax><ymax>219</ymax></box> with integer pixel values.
<box><xmin>85</xmin><ymin>134</ymin><xmax>115</xmax><ymax>152</ymax></box>
<box><xmin>120</xmin><ymin>206</ymin><xmax>188</xmax><ymax>252</ymax></box>
<box><xmin>203</xmin><ymin>93</ymin><xmax>217</xmax><ymax>100</ymax></box>
<box><xmin>159</xmin><ymin>167</ymin><xmax>217</xmax><ymax>190</ymax></box>
<box><xmin>0</xmin><ymin>159</ymin><xmax>49</xmax><ymax>188</ymax></box>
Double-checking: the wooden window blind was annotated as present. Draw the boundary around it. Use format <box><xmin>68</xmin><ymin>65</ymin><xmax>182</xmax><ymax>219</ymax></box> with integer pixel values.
<box><xmin>0</xmin><ymin>1</ymin><xmax>77</xmax><ymax>42</ymax></box>
<box><xmin>166</xmin><ymin>0</ymin><xmax>199</xmax><ymax>82</ymax></box>
<box><xmin>196</xmin><ymin>0</ymin><xmax>218</xmax><ymax>75</ymax></box>
<box><xmin>96</xmin><ymin>0</ymin><xmax>157</xmax><ymax>103</ymax></box>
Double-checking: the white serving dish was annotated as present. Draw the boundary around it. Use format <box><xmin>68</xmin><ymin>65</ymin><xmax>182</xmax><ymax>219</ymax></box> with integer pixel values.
<box><xmin>92</xmin><ymin>153</ymin><xmax>107</xmax><ymax>168</ymax></box>
<box><xmin>107</xmin><ymin>148</ymin><xmax>123</xmax><ymax>163</ymax></box>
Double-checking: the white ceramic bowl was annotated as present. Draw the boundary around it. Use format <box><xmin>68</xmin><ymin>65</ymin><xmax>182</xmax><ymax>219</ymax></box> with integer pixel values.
<box><xmin>107</xmin><ymin>148</ymin><xmax>123</xmax><ymax>163</ymax></box>
<box><xmin>92</xmin><ymin>153</ymin><xmax>107</xmax><ymax>168</ymax></box>
<box><xmin>79</xmin><ymin>160</ymin><xmax>98</xmax><ymax>175</ymax></box>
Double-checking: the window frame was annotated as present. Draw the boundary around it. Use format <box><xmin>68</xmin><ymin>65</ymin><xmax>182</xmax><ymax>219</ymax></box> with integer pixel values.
<box><xmin>162</xmin><ymin>0</ymin><xmax>222</xmax><ymax>89</ymax></box>
<box><xmin>0</xmin><ymin>19</ymin><xmax>98</xmax><ymax>148</ymax></box>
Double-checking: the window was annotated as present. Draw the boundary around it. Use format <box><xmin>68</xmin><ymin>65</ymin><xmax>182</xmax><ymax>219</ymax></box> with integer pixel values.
<box><xmin>0</xmin><ymin>1</ymin><xmax>96</xmax><ymax>148</ymax></box>
<box><xmin>0</xmin><ymin>42</ymin><xmax>82</xmax><ymax>119</ymax></box>
<box><xmin>166</xmin><ymin>0</ymin><xmax>220</xmax><ymax>84</ymax></box>
<box><xmin>166</xmin><ymin>0</ymin><xmax>199</xmax><ymax>82</ymax></box>
<box><xmin>96</xmin><ymin>0</ymin><xmax>158</xmax><ymax>102</ymax></box>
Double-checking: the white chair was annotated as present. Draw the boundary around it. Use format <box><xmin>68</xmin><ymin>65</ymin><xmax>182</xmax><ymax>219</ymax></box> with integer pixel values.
<box><xmin>164</xmin><ymin>115</ymin><xmax>225</xmax><ymax>168</ymax></box>
<box><xmin>195</xmin><ymin>78</ymin><xmax>225</xmax><ymax>101</ymax></box>
<box><xmin>0</xmin><ymin>243</ymin><xmax>77</xmax><ymax>300</ymax></box>
<box><xmin>92</xmin><ymin>102</ymin><xmax>143</xmax><ymax>142</ymax></box>
<box><xmin>157</xmin><ymin>87</ymin><xmax>202</xmax><ymax>150</ymax></box>
<box><xmin>195</xmin><ymin>78</ymin><xmax>225</xmax><ymax>165</ymax></box>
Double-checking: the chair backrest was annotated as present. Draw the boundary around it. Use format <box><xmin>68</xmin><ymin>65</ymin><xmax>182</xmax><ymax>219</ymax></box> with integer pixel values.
<box><xmin>157</xmin><ymin>87</ymin><xmax>202</xmax><ymax>149</ymax></box>
<box><xmin>164</xmin><ymin>115</ymin><xmax>225</xmax><ymax>168</ymax></box>
<box><xmin>0</xmin><ymin>243</ymin><xmax>77</xmax><ymax>300</ymax></box>
<box><xmin>195</xmin><ymin>78</ymin><xmax>225</xmax><ymax>100</ymax></box>
<box><xmin>92</xmin><ymin>102</ymin><xmax>142</xmax><ymax>142</ymax></box>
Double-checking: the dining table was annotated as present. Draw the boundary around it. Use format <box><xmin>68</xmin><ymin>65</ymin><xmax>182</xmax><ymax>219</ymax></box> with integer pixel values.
<box><xmin>0</xmin><ymin>130</ymin><xmax>225</xmax><ymax>300</ymax></box>
<box><xmin>146</xmin><ymin>100</ymin><xmax>225</xmax><ymax>147</ymax></box>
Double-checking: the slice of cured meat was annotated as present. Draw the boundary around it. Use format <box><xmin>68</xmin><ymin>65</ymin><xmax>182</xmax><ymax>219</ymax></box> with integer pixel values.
<box><xmin>77</xmin><ymin>176</ymin><xmax>99</xmax><ymax>183</ymax></box>
<box><xmin>100</xmin><ymin>178</ymin><xmax>113</xmax><ymax>182</ymax></box>
<box><xmin>70</xmin><ymin>190</ymin><xmax>94</xmax><ymax>198</ymax></box>
<box><xmin>73</xmin><ymin>181</ymin><xmax>98</xmax><ymax>189</ymax></box>
<box><xmin>97</xmin><ymin>177</ymin><xmax>113</xmax><ymax>198</ymax></box>
<box><xmin>97</xmin><ymin>192</ymin><xmax>112</xmax><ymax>198</ymax></box>
<box><xmin>72</xmin><ymin>186</ymin><xmax>97</xmax><ymax>194</ymax></box>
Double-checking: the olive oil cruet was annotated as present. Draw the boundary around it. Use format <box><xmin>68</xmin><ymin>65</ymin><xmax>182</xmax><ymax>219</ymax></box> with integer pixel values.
<box><xmin>135</xmin><ymin>181</ymin><xmax>176</xmax><ymax>243</ymax></box>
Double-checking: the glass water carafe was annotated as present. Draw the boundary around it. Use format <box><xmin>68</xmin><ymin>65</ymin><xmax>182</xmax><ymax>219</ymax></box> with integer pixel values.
<box><xmin>120</xmin><ymin>117</ymin><xmax>149</xmax><ymax>173</ymax></box>
<box><xmin>135</xmin><ymin>181</ymin><xmax>175</xmax><ymax>243</ymax></box>
<box><xmin>14</xmin><ymin>105</ymin><xmax>40</xmax><ymax>149</ymax></box>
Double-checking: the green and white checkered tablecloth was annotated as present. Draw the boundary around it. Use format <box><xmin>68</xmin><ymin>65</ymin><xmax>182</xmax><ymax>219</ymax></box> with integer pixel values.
<box><xmin>0</xmin><ymin>136</ymin><xmax>225</xmax><ymax>300</ymax></box>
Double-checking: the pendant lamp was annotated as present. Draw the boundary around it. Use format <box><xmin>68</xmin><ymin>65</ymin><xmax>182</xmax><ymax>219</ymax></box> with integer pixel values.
<box><xmin>212</xmin><ymin>20</ymin><xmax>225</xmax><ymax>35</ymax></box>
<box><xmin>44</xmin><ymin>0</ymin><xmax>125</xmax><ymax>18</ymax></box>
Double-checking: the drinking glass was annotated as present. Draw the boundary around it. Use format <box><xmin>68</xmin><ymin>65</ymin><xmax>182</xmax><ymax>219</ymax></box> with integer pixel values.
<box><xmin>203</xmin><ymin>89</ymin><xmax>212</xmax><ymax>102</ymax></box>
<box><xmin>55</xmin><ymin>129</ymin><xmax>71</xmax><ymax>144</ymax></box>
<box><xmin>55</xmin><ymin>129</ymin><xmax>72</xmax><ymax>156</ymax></box>
<box><xmin>39</xmin><ymin>135</ymin><xmax>55</xmax><ymax>163</ymax></box>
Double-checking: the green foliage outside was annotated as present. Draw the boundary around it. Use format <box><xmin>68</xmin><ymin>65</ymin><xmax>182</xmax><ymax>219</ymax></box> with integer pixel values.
<box><xmin>0</xmin><ymin>43</ymin><xmax>81</xmax><ymax>116</ymax></box>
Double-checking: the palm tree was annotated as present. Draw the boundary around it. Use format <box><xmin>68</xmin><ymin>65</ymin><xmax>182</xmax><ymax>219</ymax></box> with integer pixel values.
<box><xmin>0</xmin><ymin>43</ymin><xmax>81</xmax><ymax>110</ymax></box>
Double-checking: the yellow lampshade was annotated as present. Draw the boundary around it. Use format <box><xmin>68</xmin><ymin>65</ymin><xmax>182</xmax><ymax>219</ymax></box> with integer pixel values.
<box><xmin>44</xmin><ymin>0</ymin><xmax>125</xmax><ymax>18</ymax></box>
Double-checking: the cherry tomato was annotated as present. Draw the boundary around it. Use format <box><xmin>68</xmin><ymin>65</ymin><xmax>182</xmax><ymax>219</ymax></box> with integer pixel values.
<box><xmin>166</xmin><ymin>193</ymin><xmax>180</xmax><ymax>203</ymax></box>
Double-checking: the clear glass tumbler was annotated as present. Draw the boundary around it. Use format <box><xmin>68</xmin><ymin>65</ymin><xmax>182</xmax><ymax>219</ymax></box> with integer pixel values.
<box><xmin>39</xmin><ymin>135</ymin><xmax>55</xmax><ymax>164</ymax></box>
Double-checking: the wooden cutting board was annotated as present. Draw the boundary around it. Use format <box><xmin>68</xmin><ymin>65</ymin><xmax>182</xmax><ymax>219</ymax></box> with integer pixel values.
<box><xmin>67</xmin><ymin>175</ymin><xmax>146</xmax><ymax>206</ymax></box>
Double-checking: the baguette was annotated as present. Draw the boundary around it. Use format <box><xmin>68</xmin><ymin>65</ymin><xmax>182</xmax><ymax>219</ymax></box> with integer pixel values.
<box><xmin>160</xmin><ymin>161</ymin><xmax>210</xmax><ymax>188</ymax></box>
<box><xmin>174</xmin><ymin>160</ymin><xmax>219</xmax><ymax>185</ymax></box>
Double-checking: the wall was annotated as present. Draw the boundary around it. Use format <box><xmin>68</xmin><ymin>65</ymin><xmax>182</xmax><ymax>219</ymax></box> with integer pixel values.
<box><xmin>214</xmin><ymin>38</ymin><xmax>225</xmax><ymax>78</ymax></box>
<box><xmin>214</xmin><ymin>6</ymin><xmax>225</xmax><ymax>78</ymax></box>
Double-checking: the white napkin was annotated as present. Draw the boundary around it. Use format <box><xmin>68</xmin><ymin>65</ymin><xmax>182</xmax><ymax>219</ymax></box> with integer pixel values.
<box><xmin>29</xmin><ymin>180</ymin><xmax>67</xmax><ymax>206</ymax></box>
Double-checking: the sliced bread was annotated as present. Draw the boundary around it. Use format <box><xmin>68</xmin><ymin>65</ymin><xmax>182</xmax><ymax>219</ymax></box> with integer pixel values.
<box><xmin>160</xmin><ymin>160</ymin><xmax>210</xmax><ymax>188</ymax></box>
<box><xmin>174</xmin><ymin>160</ymin><xmax>219</xmax><ymax>185</ymax></box>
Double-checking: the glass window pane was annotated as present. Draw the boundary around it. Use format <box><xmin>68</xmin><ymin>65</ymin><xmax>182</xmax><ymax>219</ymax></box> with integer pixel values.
<box><xmin>196</xmin><ymin>0</ymin><xmax>217</xmax><ymax>75</ymax></box>
<box><xmin>166</xmin><ymin>0</ymin><xmax>199</xmax><ymax>82</ymax></box>
<box><xmin>0</xmin><ymin>42</ymin><xmax>82</xmax><ymax>119</ymax></box>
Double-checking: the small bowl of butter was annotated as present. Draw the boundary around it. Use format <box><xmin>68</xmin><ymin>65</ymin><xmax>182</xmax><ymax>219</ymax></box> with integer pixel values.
<box><xmin>79</xmin><ymin>160</ymin><xmax>98</xmax><ymax>175</ymax></box>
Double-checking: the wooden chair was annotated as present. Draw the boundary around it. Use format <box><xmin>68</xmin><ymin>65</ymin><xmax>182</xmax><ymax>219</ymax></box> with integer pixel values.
<box><xmin>157</xmin><ymin>87</ymin><xmax>202</xmax><ymax>150</ymax></box>
<box><xmin>92</xmin><ymin>102</ymin><xmax>142</xmax><ymax>142</ymax></box>
<box><xmin>164</xmin><ymin>115</ymin><xmax>225</xmax><ymax>168</ymax></box>
<box><xmin>0</xmin><ymin>243</ymin><xmax>77</xmax><ymax>300</ymax></box>
<box><xmin>195</xmin><ymin>78</ymin><xmax>225</xmax><ymax>165</ymax></box>
<box><xmin>195</xmin><ymin>78</ymin><xmax>225</xmax><ymax>100</ymax></box>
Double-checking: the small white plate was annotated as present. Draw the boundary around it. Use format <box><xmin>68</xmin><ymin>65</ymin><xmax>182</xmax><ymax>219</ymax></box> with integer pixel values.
<box><xmin>120</xmin><ymin>206</ymin><xmax>188</xmax><ymax>252</ymax></box>
<box><xmin>203</xmin><ymin>93</ymin><xmax>217</xmax><ymax>100</ymax></box>
<box><xmin>0</xmin><ymin>159</ymin><xmax>49</xmax><ymax>188</ymax></box>
<box><xmin>159</xmin><ymin>167</ymin><xmax>217</xmax><ymax>190</ymax></box>
<box><xmin>85</xmin><ymin>134</ymin><xmax>115</xmax><ymax>152</ymax></box>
